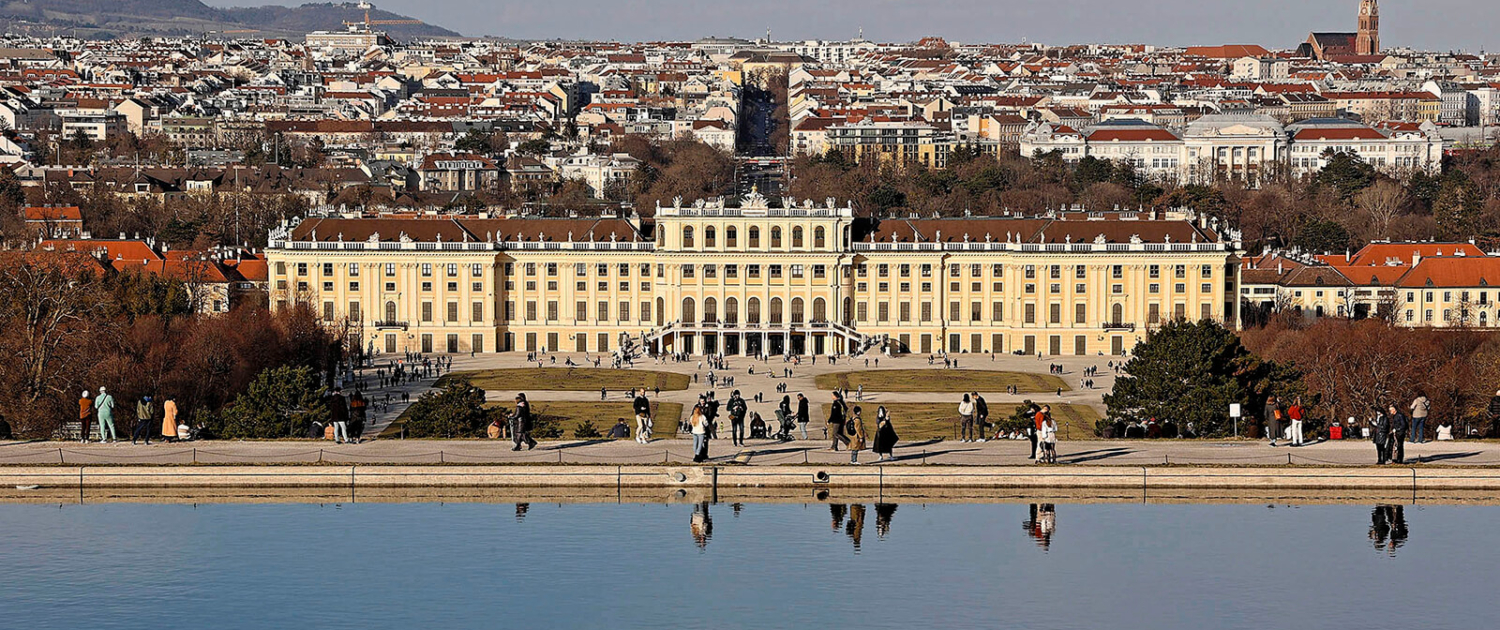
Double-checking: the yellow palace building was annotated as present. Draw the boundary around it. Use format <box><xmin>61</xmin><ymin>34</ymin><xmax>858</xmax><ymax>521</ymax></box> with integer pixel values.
<box><xmin>266</xmin><ymin>192</ymin><xmax>1243</xmax><ymax>358</ymax></box>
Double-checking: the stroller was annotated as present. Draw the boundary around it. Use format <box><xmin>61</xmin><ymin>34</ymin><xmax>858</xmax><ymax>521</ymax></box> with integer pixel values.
<box><xmin>770</xmin><ymin>409</ymin><xmax>796</xmax><ymax>443</ymax></box>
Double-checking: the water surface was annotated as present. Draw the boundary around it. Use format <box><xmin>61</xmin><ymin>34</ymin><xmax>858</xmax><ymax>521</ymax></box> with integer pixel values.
<box><xmin>0</xmin><ymin>500</ymin><xmax>1490</xmax><ymax>629</ymax></box>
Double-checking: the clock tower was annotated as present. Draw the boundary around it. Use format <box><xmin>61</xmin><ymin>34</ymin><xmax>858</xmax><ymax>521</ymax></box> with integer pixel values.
<box><xmin>1356</xmin><ymin>0</ymin><xmax>1380</xmax><ymax>56</ymax></box>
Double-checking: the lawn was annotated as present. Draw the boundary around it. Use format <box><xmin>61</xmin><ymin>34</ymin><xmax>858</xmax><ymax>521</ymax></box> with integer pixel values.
<box><xmin>815</xmin><ymin>369</ymin><xmax>1068</xmax><ymax>394</ymax></box>
<box><xmin>442</xmin><ymin>368</ymin><xmax>689</xmax><ymax>393</ymax></box>
<box><xmin>381</xmin><ymin>401</ymin><xmax>684</xmax><ymax>439</ymax></box>
<box><xmin>496</xmin><ymin>401</ymin><xmax>686</xmax><ymax>439</ymax></box>
<box><xmin>821</xmin><ymin>402</ymin><xmax>1101</xmax><ymax>441</ymax></box>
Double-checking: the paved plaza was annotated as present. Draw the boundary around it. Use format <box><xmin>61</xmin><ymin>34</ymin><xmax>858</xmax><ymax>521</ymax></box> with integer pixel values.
<box><xmin>3</xmin><ymin>351</ymin><xmax>1497</xmax><ymax>467</ymax></box>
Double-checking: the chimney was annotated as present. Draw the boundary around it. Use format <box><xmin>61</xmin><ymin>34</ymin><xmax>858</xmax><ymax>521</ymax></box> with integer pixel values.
<box><xmin>1412</xmin><ymin>252</ymin><xmax>1421</xmax><ymax>267</ymax></box>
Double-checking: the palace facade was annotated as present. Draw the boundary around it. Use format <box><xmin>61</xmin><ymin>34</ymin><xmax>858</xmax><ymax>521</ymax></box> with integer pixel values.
<box><xmin>265</xmin><ymin>193</ymin><xmax>1243</xmax><ymax>358</ymax></box>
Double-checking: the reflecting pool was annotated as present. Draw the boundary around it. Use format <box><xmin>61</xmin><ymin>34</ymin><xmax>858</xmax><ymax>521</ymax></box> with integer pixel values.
<box><xmin>1</xmin><ymin>497</ymin><xmax>1494</xmax><ymax>629</ymax></box>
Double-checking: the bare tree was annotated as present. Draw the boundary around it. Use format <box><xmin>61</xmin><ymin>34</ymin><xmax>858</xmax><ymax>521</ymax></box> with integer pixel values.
<box><xmin>1356</xmin><ymin>180</ymin><xmax>1407</xmax><ymax>238</ymax></box>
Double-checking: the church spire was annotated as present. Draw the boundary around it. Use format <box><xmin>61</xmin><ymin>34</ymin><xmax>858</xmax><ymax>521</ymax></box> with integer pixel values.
<box><xmin>1356</xmin><ymin>0</ymin><xmax>1380</xmax><ymax>56</ymax></box>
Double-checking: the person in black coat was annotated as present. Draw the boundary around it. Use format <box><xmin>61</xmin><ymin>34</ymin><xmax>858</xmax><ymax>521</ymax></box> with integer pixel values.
<box><xmin>973</xmin><ymin>393</ymin><xmax>989</xmax><ymax>440</ymax></box>
<box><xmin>827</xmin><ymin>391</ymin><xmax>849</xmax><ymax>451</ymax></box>
<box><xmin>511</xmin><ymin>393</ymin><xmax>537</xmax><ymax>451</ymax></box>
<box><xmin>872</xmin><ymin>406</ymin><xmax>898</xmax><ymax>462</ymax></box>
<box><xmin>1371</xmin><ymin>410</ymin><xmax>1390</xmax><ymax>465</ymax></box>
<box><xmin>796</xmin><ymin>393</ymin><xmax>810</xmax><ymax>440</ymax></box>
<box><xmin>1386</xmin><ymin>404</ymin><xmax>1408</xmax><ymax>464</ymax></box>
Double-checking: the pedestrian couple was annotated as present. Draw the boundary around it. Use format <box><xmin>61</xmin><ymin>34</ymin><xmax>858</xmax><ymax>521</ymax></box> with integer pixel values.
<box><xmin>1372</xmin><ymin>404</ymin><xmax>1409</xmax><ymax>465</ymax></box>
<box><xmin>1263</xmin><ymin>395</ymin><xmax>1307</xmax><ymax>447</ymax></box>
<box><xmin>631</xmin><ymin>388</ymin><xmax>653</xmax><ymax>444</ymax></box>
<box><xmin>958</xmin><ymin>392</ymin><xmax>988</xmax><ymax>442</ymax></box>
<box><xmin>1029</xmin><ymin>404</ymin><xmax>1056</xmax><ymax>463</ymax></box>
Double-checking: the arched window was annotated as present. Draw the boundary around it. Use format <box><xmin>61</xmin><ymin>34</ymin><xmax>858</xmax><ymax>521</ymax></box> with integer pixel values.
<box><xmin>814</xmin><ymin>226</ymin><xmax>826</xmax><ymax>248</ymax></box>
<box><xmin>791</xmin><ymin>297</ymin><xmax>805</xmax><ymax>324</ymax></box>
<box><xmin>705</xmin><ymin>226</ymin><xmax>716</xmax><ymax>248</ymax></box>
<box><xmin>1111</xmin><ymin>303</ymin><xmax>1123</xmax><ymax>324</ymax></box>
<box><xmin>748</xmin><ymin>226</ymin><xmax>760</xmax><ymax>248</ymax></box>
<box><xmin>1482</xmin><ymin>311</ymin><xmax>1490</xmax><ymax>328</ymax></box>
<box><xmin>682</xmin><ymin>226</ymin><xmax>694</xmax><ymax>248</ymax></box>
<box><xmin>792</xmin><ymin>226</ymin><xmax>804</xmax><ymax>248</ymax></box>
<box><xmin>656</xmin><ymin>297</ymin><xmax>665</xmax><ymax>326</ymax></box>
<box><xmin>681</xmin><ymin>297</ymin><xmax>695</xmax><ymax>324</ymax></box>
<box><xmin>725</xmin><ymin>298</ymin><xmax>739</xmax><ymax>324</ymax></box>
<box><xmin>812</xmin><ymin>297</ymin><xmax>827</xmax><ymax>323</ymax></box>
<box><xmin>842</xmin><ymin>297</ymin><xmax>853</xmax><ymax>325</ymax></box>
<box><xmin>769</xmin><ymin>297</ymin><xmax>783</xmax><ymax>324</ymax></box>
<box><xmin>385</xmin><ymin>301</ymin><xmax>397</xmax><ymax>322</ymax></box>
<box><xmin>726</xmin><ymin>226</ymin><xmax>738</xmax><ymax>248</ymax></box>
<box><xmin>703</xmin><ymin>297</ymin><xmax>717</xmax><ymax>323</ymax></box>
<box><xmin>771</xmin><ymin>227</ymin><xmax>782</xmax><ymax>248</ymax></box>
<box><xmin>747</xmin><ymin>297</ymin><xmax>761</xmax><ymax>324</ymax></box>
<box><xmin>656</xmin><ymin>229</ymin><xmax>665</xmax><ymax>247</ymax></box>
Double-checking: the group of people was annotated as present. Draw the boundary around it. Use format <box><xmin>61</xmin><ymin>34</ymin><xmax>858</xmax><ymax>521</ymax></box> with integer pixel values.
<box><xmin>316</xmin><ymin>389</ymin><xmax>368</xmax><ymax>444</ymax></box>
<box><xmin>818</xmin><ymin>391</ymin><xmax>898</xmax><ymax>463</ymax></box>
<box><xmin>76</xmin><ymin>388</ymin><xmax>183</xmax><ymax>444</ymax></box>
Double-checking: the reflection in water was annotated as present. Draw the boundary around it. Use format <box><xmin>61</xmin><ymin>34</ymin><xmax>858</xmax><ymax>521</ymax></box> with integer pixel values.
<box><xmin>515</xmin><ymin>503</ymin><xmax>529</xmax><ymax>521</ymax></box>
<box><xmin>845</xmin><ymin>504</ymin><xmax>866</xmax><ymax>551</ymax></box>
<box><xmin>1369</xmin><ymin>505</ymin><xmax>1408</xmax><ymax>556</ymax></box>
<box><xmin>874</xmin><ymin>503</ymin><xmax>897</xmax><ymax>539</ymax></box>
<box><xmin>1024</xmin><ymin>504</ymin><xmax>1056</xmax><ymax>551</ymax></box>
<box><xmin>691</xmin><ymin>502</ymin><xmax>713</xmax><ymax>549</ymax></box>
<box><xmin>830</xmin><ymin>504</ymin><xmax>847</xmax><ymax>531</ymax></box>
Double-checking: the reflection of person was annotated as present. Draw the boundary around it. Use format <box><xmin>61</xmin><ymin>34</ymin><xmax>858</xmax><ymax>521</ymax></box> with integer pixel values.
<box><xmin>829</xmin><ymin>503</ymin><xmax>847</xmax><ymax>531</ymax></box>
<box><xmin>845</xmin><ymin>504</ymin><xmax>866</xmax><ymax>551</ymax></box>
<box><xmin>691</xmin><ymin>502</ymin><xmax>713</xmax><ymax>549</ymax></box>
<box><xmin>515</xmin><ymin>503</ymin><xmax>529</xmax><ymax>521</ymax></box>
<box><xmin>1369</xmin><ymin>505</ymin><xmax>1408</xmax><ymax>556</ymax></box>
<box><xmin>1024</xmin><ymin>503</ymin><xmax>1056</xmax><ymax>551</ymax></box>
<box><xmin>874</xmin><ymin>503</ymin><xmax>897</xmax><ymax>539</ymax></box>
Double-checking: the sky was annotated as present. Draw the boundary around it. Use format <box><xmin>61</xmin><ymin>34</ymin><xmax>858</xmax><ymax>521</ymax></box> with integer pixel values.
<box><xmin>203</xmin><ymin>1</ymin><xmax>1499</xmax><ymax>52</ymax></box>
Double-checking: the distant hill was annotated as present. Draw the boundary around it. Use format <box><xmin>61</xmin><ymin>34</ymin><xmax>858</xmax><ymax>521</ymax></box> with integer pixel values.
<box><xmin>0</xmin><ymin>0</ymin><xmax>460</xmax><ymax>40</ymax></box>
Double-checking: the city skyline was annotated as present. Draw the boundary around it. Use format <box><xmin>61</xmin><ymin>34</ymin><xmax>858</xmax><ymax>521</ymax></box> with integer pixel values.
<box><xmin>205</xmin><ymin>0</ymin><xmax>1500</xmax><ymax>52</ymax></box>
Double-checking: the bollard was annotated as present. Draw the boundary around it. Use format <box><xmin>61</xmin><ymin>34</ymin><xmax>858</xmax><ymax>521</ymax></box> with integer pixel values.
<box><xmin>922</xmin><ymin>449</ymin><xmax>927</xmax><ymax>464</ymax></box>
<box><xmin>439</xmin><ymin>450</ymin><xmax>445</xmax><ymax>464</ymax></box>
<box><xmin>192</xmin><ymin>448</ymin><xmax>197</xmax><ymax>464</ymax></box>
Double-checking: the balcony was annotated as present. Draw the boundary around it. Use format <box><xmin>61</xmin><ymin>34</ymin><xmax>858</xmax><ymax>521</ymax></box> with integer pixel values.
<box><xmin>373</xmin><ymin>320</ymin><xmax>409</xmax><ymax>330</ymax></box>
<box><xmin>1103</xmin><ymin>322</ymin><xmax>1137</xmax><ymax>332</ymax></box>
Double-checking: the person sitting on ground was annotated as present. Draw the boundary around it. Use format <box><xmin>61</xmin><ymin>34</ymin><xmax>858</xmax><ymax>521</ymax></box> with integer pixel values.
<box><xmin>748</xmin><ymin>412</ymin><xmax>767</xmax><ymax>439</ymax></box>
<box><xmin>1436</xmin><ymin>422</ymin><xmax>1454</xmax><ymax>441</ymax></box>
<box><xmin>607</xmin><ymin>418</ymin><xmax>631</xmax><ymax>439</ymax></box>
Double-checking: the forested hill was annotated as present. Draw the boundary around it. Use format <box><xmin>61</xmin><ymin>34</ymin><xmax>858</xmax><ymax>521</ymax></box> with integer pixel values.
<box><xmin>0</xmin><ymin>1</ymin><xmax>459</xmax><ymax>40</ymax></box>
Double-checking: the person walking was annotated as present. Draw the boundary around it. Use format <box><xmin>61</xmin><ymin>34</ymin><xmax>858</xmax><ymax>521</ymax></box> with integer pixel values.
<box><xmin>161</xmin><ymin>396</ymin><xmax>179</xmax><ymax>443</ymax></box>
<box><xmin>78</xmin><ymin>390</ymin><xmax>94</xmax><ymax>443</ymax></box>
<box><xmin>1387</xmin><ymin>404</ymin><xmax>1408</xmax><ymax>464</ymax></box>
<box><xmin>796</xmin><ymin>393</ymin><xmax>810</xmax><ymax>440</ymax></box>
<box><xmin>328</xmin><ymin>388</ymin><xmax>350</xmax><ymax>444</ymax></box>
<box><xmin>974</xmin><ymin>392</ymin><xmax>989</xmax><ymax>443</ymax></box>
<box><xmin>1039</xmin><ymin>405</ymin><xmax>1058</xmax><ymax>464</ymax></box>
<box><xmin>131</xmin><ymin>396</ymin><xmax>155</xmax><ymax>445</ymax></box>
<box><xmin>348</xmin><ymin>391</ymin><xmax>367</xmax><ymax>444</ymax></box>
<box><xmin>1409</xmin><ymin>393</ymin><xmax>1430</xmax><ymax>444</ymax></box>
<box><xmin>511</xmin><ymin>393</ymin><xmax>537</xmax><ymax>450</ymax></box>
<box><xmin>848</xmin><ymin>406</ymin><xmax>867</xmax><ymax>464</ymax></box>
<box><xmin>827</xmin><ymin>391</ymin><xmax>849</xmax><ymax>451</ymax></box>
<box><xmin>690</xmin><ymin>403</ymin><xmax>710</xmax><ymax>463</ymax></box>
<box><xmin>1287</xmin><ymin>397</ymin><xmax>1305</xmax><ymax>447</ymax></box>
<box><xmin>1264</xmin><ymin>395</ymin><xmax>1282</xmax><ymax>447</ymax></box>
<box><xmin>873</xmin><ymin>405</ymin><xmax>898</xmax><ymax>462</ymax></box>
<box><xmin>632</xmin><ymin>389</ymin><xmax>653</xmax><ymax>444</ymax></box>
<box><xmin>958</xmin><ymin>393</ymin><xmax>976</xmax><ymax>442</ymax></box>
<box><xmin>728</xmin><ymin>390</ymin><xmax>748</xmax><ymax>447</ymax></box>
<box><xmin>95</xmin><ymin>387</ymin><xmax>117</xmax><ymax>443</ymax></box>
<box><xmin>704</xmin><ymin>392</ymin><xmax>720</xmax><ymax>440</ymax></box>
<box><xmin>1372</xmin><ymin>410</ymin><xmax>1391</xmax><ymax>465</ymax></box>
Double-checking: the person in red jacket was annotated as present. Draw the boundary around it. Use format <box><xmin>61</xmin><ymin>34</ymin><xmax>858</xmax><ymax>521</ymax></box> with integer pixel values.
<box><xmin>1288</xmin><ymin>397</ymin><xmax>1306</xmax><ymax>446</ymax></box>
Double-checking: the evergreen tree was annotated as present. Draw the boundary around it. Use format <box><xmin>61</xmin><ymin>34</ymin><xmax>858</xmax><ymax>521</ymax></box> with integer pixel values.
<box><xmin>403</xmin><ymin>380</ymin><xmax>488</xmax><ymax>438</ymax></box>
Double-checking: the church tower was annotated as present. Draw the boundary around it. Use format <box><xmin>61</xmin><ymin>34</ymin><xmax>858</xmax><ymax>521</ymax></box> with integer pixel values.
<box><xmin>1356</xmin><ymin>0</ymin><xmax>1380</xmax><ymax>55</ymax></box>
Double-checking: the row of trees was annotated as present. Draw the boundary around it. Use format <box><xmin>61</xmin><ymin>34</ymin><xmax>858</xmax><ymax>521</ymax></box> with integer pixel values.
<box><xmin>0</xmin><ymin>252</ymin><xmax>341</xmax><ymax>438</ymax></box>
<box><xmin>1107</xmin><ymin>318</ymin><xmax>1500</xmax><ymax>438</ymax></box>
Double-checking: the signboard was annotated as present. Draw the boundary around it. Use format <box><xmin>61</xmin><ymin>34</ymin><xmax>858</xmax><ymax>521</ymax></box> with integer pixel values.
<box><xmin>1229</xmin><ymin>403</ymin><xmax>1242</xmax><ymax>418</ymax></box>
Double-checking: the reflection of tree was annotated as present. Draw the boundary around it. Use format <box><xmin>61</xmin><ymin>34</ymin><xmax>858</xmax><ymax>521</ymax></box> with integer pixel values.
<box><xmin>1369</xmin><ymin>505</ymin><xmax>1408</xmax><ymax>556</ymax></box>
<box><xmin>1024</xmin><ymin>503</ymin><xmax>1056</xmax><ymax>551</ymax></box>
<box><xmin>515</xmin><ymin>502</ymin><xmax>529</xmax><ymax>521</ymax></box>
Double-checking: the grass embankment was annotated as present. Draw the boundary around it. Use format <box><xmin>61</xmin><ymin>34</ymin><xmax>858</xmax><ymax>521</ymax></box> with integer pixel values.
<box><xmin>442</xmin><ymin>368</ymin><xmax>689</xmax><ymax>392</ymax></box>
<box><xmin>815</xmin><ymin>369</ymin><xmax>1068</xmax><ymax>393</ymax></box>
<box><xmin>822</xmin><ymin>402</ymin><xmax>1100</xmax><ymax>441</ymax></box>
